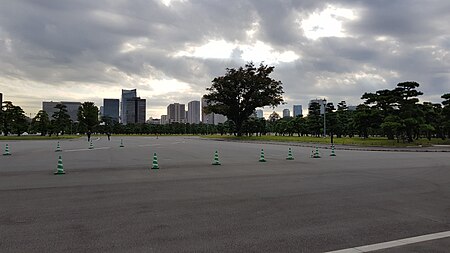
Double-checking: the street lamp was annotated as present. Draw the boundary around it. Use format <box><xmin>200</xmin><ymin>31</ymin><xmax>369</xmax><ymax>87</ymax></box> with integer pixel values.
<box><xmin>323</xmin><ymin>99</ymin><xmax>326</xmax><ymax>138</ymax></box>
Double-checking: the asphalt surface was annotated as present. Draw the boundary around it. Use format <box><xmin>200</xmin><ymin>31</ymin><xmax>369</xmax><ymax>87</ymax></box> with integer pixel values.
<box><xmin>0</xmin><ymin>136</ymin><xmax>449</xmax><ymax>252</ymax></box>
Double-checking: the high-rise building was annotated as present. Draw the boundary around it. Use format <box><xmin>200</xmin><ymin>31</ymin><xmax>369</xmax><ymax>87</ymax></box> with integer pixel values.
<box><xmin>125</xmin><ymin>97</ymin><xmax>146</xmax><ymax>124</ymax></box>
<box><xmin>293</xmin><ymin>105</ymin><xmax>303</xmax><ymax>117</ymax></box>
<box><xmin>309</xmin><ymin>99</ymin><xmax>327</xmax><ymax>114</ymax></box>
<box><xmin>160</xmin><ymin>115</ymin><xmax>169</xmax><ymax>125</ymax></box>
<box><xmin>187</xmin><ymin>100</ymin><xmax>200</xmax><ymax>124</ymax></box>
<box><xmin>167</xmin><ymin>103</ymin><xmax>186</xmax><ymax>123</ymax></box>
<box><xmin>283</xmin><ymin>109</ymin><xmax>291</xmax><ymax>118</ymax></box>
<box><xmin>255</xmin><ymin>109</ymin><xmax>264</xmax><ymax>118</ymax></box>
<box><xmin>201</xmin><ymin>97</ymin><xmax>227</xmax><ymax>125</ymax></box>
<box><xmin>103</xmin><ymin>99</ymin><xmax>119</xmax><ymax>122</ymax></box>
<box><xmin>121</xmin><ymin>89</ymin><xmax>137</xmax><ymax>124</ymax></box>
<box><xmin>0</xmin><ymin>93</ymin><xmax>3</xmax><ymax>107</ymax></box>
<box><xmin>42</xmin><ymin>101</ymin><xmax>81</xmax><ymax>121</ymax></box>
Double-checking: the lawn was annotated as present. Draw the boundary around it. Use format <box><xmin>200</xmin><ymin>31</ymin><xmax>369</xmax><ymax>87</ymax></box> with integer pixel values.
<box><xmin>0</xmin><ymin>135</ymin><xmax>81</xmax><ymax>141</ymax></box>
<box><xmin>203</xmin><ymin>134</ymin><xmax>450</xmax><ymax>147</ymax></box>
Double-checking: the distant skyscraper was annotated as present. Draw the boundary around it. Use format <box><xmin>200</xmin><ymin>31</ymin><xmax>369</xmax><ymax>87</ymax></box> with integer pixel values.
<box><xmin>187</xmin><ymin>100</ymin><xmax>200</xmax><ymax>124</ymax></box>
<box><xmin>309</xmin><ymin>99</ymin><xmax>327</xmax><ymax>114</ymax></box>
<box><xmin>167</xmin><ymin>103</ymin><xmax>186</xmax><ymax>123</ymax></box>
<box><xmin>293</xmin><ymin>105</ymin><xmax>303</xmax><ymax>117</ymax></box>
<box><xmin>121</xmin><ymin>89</ymin><xmax>137</xmax><ymax>124</ymax></box>
<box><xmin>201</xmin><ymin>96</ymin><xmax>227</xmax><ymax>125</ymax></box>
<box><xmin>283</xmin><ymin>109</ymin><xmax>291</xmax><ymax>118</ymax></box>
<box><xmin>255</xmin><ymin>109</ymin><xmax>264</xmax><ymax>118</ymax></box>
<box><xmin>42</xmin><ymin>101</ymin><xmax>81</xmax><ymax>121</ymax></box>
<box><xmin>160</xmin><ymin>115</ymin><xmax>169</xmax><ymax>125</ymax></box>
<box><xmin>103</xmin><ymin>99</ymin><xmax>119</xmax><ymax>122</ymax></box>
<box><xmin>125</xmin><ymin>97</ymin><xmax>146</xmax><ymax>124</ymax></box>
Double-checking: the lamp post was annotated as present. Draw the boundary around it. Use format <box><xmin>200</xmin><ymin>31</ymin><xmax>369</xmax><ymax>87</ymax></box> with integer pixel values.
<box><xmin>323</xmin><ymin>99</ymin><xmax>326</xmax><ymax>138</ymax></box>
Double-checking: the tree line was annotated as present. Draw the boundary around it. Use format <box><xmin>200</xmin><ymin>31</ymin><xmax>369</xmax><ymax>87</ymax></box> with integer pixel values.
<box><xmin>1</xmin><ymin>62</ymin><xmax>449</xmax><ymax>142</ymax></box>
<box><xmin>1</xmin><ymin>82</ymin><xmax>448</xmax><ymax>142</ymax></box>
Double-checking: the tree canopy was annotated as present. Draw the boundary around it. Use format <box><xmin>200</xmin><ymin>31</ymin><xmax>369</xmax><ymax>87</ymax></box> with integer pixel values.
<box><xmin>204</xmin><ymin>62</ymin><xmax>284</xmax><ymax>136</ymax></box>
<box><xmin>77</xmin><ymin>102</ymin><xmax>99</xmax><ymax>132</ymax></box>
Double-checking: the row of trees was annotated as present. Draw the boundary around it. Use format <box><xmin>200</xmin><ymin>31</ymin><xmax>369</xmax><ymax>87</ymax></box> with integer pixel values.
<box><xmin>1</xmin><ymin>63</ymin><xmax>449</xmax><ymax>142</ymax></box>
<box><xmin>0</xmin><ymin>101</ymin><xmax>99</xmax><ymax>136</ymax></box>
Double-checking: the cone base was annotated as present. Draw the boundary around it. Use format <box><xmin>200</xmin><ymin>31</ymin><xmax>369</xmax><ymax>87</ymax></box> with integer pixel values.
<box><xmin>286</xmin><ymin>157</ymin><xmax>294</xmax><ymax>160</ymax></box>
<box><xmin>212</xmin><ymin>162</ymin><xmax>221</xmax><ymax>165</ymax></box>
<box><xmin>313</xmin><ymin>155</ymin><xmax>321</xmax><ymax>158</ymax></box>
<box><xmin>151</xmin><ymin>166</ymin><xmax>159</xmax><ymax>170</ymax></box>
<box><xmin>119</xmin><ymin>145</ymin><xmax>124</xmax><ymax>148</ymax></box>
<box><xmin>330</xmin><ymin>154</ymin><xmax>336</xmax><ymax>156</ymax></box>
<box><xmin>54</xmin><ymin>171</ymin><xmax>65</xmax><ymax>175</ymax></box>
<box><xmin>55</xmin><ymin>150</ymin><xmax>62</xmax><ymax>152</ymax></box>
<box><xmin>3</xmin><ymin>153</ymin><xmax>11</xmax><ymax>156</ymax></box>
<box><xmin>259</xmin><ymin>159</ymin><xmax>266</xmax><ymax>162</ymax></box>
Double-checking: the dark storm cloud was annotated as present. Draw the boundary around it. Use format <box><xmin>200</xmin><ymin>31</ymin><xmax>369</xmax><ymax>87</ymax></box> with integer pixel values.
<box><xmin>0</xmin><ymin>0</ymin><xmax>449</xmax><ymax>116</ymax></box>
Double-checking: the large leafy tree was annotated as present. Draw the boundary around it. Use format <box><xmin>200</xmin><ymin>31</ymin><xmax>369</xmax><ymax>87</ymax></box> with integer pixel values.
<box><xmin>204</xmin><ymin>63</ymin><xmax>284</xmax><ymax>136</ymax></box>
<box><xmin>77</xmin><ymin>102</ymin><xmax>99</xmax><ymax>132</ymax></box>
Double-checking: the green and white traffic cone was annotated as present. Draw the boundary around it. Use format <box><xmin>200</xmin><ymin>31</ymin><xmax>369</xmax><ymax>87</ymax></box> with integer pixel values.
<box><xmin>89</xmin><ymin>141</ymin><xmax>94</xmax><ymax>149</ymax></box>
<box><xmin>55</xmin><ymin>141</ymin><xmax>62</xmax><ymax>152</ymax></box>
<box><xmin>151</xmin><ymin>152</ymin><xmax>159</xmax><ymax>169</ymax></box>
<box><xmin>212</xmin><ymin>150</ymin><xmax>221</xmax><ymax>165</ymax></box>
<box><xmin>259</xmin><ymin>149</ymin><xmax>266</xmax><ymax>162</ymax></box>
<box><xmin>3</xmin><ymin>144</ymin><xmax>11</xmax><ymax>156</ymax></box>
<box><xmin>119</xmin><ymin>139</ymin><xmax>124</xmax><ymax>148</ymax></box>
<box><xmin>313</xmin><ymin>146</ymin><xmax>321</xmax><ymax>158</ymax></box>
<box><xmin>54</xmin><ymin>155</ymin><xmax>65</xmax><ymax>175</ymax></box>
<box><xmin>330</xmin><ymin>144</ymin><xmax>336</xmax><ymax>156</ymax></box>
<box><xmin>286</xmin><ymin>147</ymin><xmax>294</xmax><ymax>160</ymax></box>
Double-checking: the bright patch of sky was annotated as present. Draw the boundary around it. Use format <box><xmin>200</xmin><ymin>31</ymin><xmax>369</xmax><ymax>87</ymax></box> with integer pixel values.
<box><xmin>160</xmin><ymin>0</ymin><xmax>187</xmax><ymax>7</ymax></box>
<box><xmin>174</xmin><ymin>40</ymin><xmax>299</xmax><ymax>64</ymax></box>
<box><xmin>300</xmin><ymin>5</ymin><xmax>357</xmax><ymax>40</ymax></box>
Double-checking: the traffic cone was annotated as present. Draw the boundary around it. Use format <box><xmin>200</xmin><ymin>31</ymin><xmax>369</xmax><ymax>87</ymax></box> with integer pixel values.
<box><xmin>54</xmin><ymin>155</ymin><xmax>65</xmax><ymax>175</ymax></box>
<box><xmin>212</xmin><ymin>150</ymin><xmax>221</xmax><ymax>165</ymax></box>
<box><xmin>55</xmin><ymin>141</ymin><xmax>62</xmax><ymax>152</ymax></box>
<box><xmin>3</xmin><ymin>144</ymin><xmax>11</xmax><ymax>156</ymax></box>
<box><xmin>330</xmin><ymin>144</ymin><xmax>336</xmax><ymax>156</ymax></box>
<box><xmin>119</xmin><ymin>139</ymin><xmax>124</xmax><ymax>148</ymax></box>
<box><xmin>313</xmin><ymin>146</ymin><xmax>321</xmax><ymax>158</ymax></box>
<box><xmin>286</xmin><ymin>147</ymin><xmax>294</xmax><ymax>160</ymax></box>
<box><xmin>259</xmin><ymin>149</ymin><xmax>266</xmax><ymax>162</ymax></box>
<box><xmin>151</xmin><ymin>152</ymin><xmax>159</xmax><ymax>169</ymax></box>
<box><xmin>89</xmin><ymin>141</ymin><xmax>94</xmax><ymax>149</ymax></box>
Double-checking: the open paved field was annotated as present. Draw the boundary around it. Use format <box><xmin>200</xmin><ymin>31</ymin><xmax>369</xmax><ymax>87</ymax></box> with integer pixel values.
<box><xmin>1</xmin><ymin>136</ymin><xmax>449</xmax><ymax>252</ymax></box>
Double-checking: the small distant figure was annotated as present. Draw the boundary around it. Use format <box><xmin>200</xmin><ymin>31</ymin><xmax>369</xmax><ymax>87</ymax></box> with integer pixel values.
<box><xmin>106</xmin><ymin>132</ymin><xmax>111</xmax><ymax>141</ymax></box>
<box><xmin>87</xmin><ymin>130</ymin><xmax>91</xmax><ymax>142</ymax></box>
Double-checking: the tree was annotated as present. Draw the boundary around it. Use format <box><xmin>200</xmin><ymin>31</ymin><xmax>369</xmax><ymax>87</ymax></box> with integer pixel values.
<box><xmin>77</xmin><ymin>102</ymin><xmax>99</xmax><ymax>132</ymax></box>
<box><xmin>442</xmin><ymin>93</ymin><xmax>450</xmax><ymax>138</ymax></box>
<box><xmin>204</xmin><ymin>62</ymin><xmax>284</xmax><ymax>136</ymax></box>
<box><xmin>52</xmin><ymin>104</ymin><xmax>71</xmax><ymax>135</ymax></box>
<box><xmin>306</xmin><ymin>102</ymin><xmax>322</xmax><ymax>136</ymax></box>
<box><xmin>395</xmin><ymin>82</ymin><xmax>423</xmax><ymax>142</ymax></box>
<box><xmin>1</xmin><ymin>101</ymin><xmax>28</xmax><ymax>136</ymax></box>
<box><xmin>31</xmin><ymin>110</ymin><xmax>51</xmax><ymax>136</ymax></box>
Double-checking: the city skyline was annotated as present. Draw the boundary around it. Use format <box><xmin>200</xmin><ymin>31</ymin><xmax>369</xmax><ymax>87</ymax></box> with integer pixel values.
<box><xmin>1</xmin><ymin>1</ymin><xmax>449</xmax><ymax>120</ymax></box>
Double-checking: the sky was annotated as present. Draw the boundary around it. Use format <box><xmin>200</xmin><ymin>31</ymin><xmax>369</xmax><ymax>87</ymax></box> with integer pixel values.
<box><xmin>1</xmin><ymin>0</ymin><xmax>449</xmax><ymax>118</ymax></box>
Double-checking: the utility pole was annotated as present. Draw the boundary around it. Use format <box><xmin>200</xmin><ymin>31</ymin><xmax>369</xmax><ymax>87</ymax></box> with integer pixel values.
<box><xmin>323</xmin><ymin>99</ymin><xmax>326</xmax><ymax>138</ymax></box>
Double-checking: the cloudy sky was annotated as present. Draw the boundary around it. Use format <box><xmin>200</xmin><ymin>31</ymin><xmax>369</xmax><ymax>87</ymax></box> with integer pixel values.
<box><xmin>1</xmin><ymin>0</ymin><xmax>449</xmax><ymax>118</ymax></box>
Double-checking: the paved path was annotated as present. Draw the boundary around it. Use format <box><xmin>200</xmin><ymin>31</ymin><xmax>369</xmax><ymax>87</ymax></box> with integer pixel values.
<box><xmin>1</xmin><ymin>136</ymin><xmax>449</xmax><ymax>252</ymax></box>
